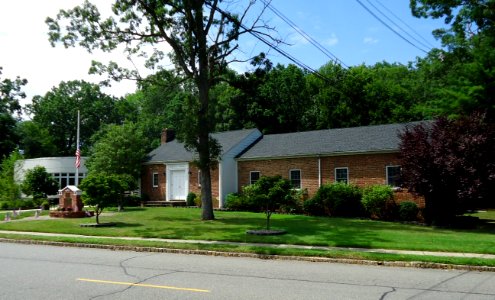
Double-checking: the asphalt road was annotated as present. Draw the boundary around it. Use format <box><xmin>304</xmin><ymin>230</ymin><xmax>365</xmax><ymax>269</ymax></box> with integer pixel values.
<box><xmin>1</xmin><ymin>243</ymin><xmax>494</xmax><ymax>300</ymax></box>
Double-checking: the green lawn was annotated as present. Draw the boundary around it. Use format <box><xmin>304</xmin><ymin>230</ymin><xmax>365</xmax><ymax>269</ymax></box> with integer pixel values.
<box><xmin>1</xmin><ymin>207</ymin><xmax>494</xmax><ymax>255</ymax></box>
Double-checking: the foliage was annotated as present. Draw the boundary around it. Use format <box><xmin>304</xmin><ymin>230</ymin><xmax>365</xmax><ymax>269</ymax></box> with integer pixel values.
<box><xmin>86</xmin><ymin>122</ymin><xmax>146</xmax><ymax>186</ymax></box>
<box><xmin>399</xmin><ymin>113</ymin><xmax>495</xmax><ymax>224</ymax></box>
<box><xmin>0</xmin><ymin>67</ymin><xmax>26</xmax><ymax>159</ymax></box>
<box><xmin>0</xmin><ymin>151</ymin><xmax>23</xmax><ymax>202</ymax></box>
<box><xmin>16</xmin><ymin>121</ymin><xmax>57</xmax><ymax>158</ymax></box>
<box><xmin>26</xmin><ymin>80</ymin><xmax>123</xmax><ymax>156</ymax></box>
<box><xmin>46</xmin><ymin>0</ymin><xmax>279</xmax><ymax>221</ymax></box>
<box><xmin>398</xmin><ymin>201</ymin><xmax>419</xmax><ymax>222</ymax></box>
<box><xmin>186</xmin><ymin>192</ymin><xmax>197</xmax><ymax>207</ymax></box>
<box><xmin>226</xmin><ymin>176</ymin><xmax>296</xmax><ymax>229</ymax></box>
<box><xmin>80</xmin><ymin>173</ymin><xmax>127</xmax><ymax>224</ymax></box>
<box><xmin>362</xmin><ymin>185</ymin><xmax>396</xmax><ymax>220</ymax></box>
<box><xmin>306</xmin><ymin>183</ymin><xmax>363</xmax><ymax>217</ymax></box>
<box><xmin>21</xmin><ymin>166</ymin><xmax>58</xmax><ymax>201</ymax></box>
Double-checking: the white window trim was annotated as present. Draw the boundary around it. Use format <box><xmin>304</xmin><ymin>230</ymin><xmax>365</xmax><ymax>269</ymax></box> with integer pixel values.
<box><xmin>152</xmin><ymin>172</ymin><xmax>159</xmax><ymax>187</ymax></box>
<box><xmin>386</xmin><ymin>165</ymin><xmax>401</xmax><ymax>188</ymax></box>
<box><xmin>250</xmin><ymin>171</ymin><xmax>260</xmax><ymax>185</ymax></box>
<box><xmin>334</xmin><ymin>167</ymin><xmax>349</xmax><ymax>184</ymax></box>
<box><xmin>289</xmin><ymin>169</ymin><xmax>302</xmax><ymax>189</ymax></box>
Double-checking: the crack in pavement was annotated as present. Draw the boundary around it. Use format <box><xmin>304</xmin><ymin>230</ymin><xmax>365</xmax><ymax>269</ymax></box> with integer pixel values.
<box><xmin>379</xmin><ymin>287</ymin><xmax>396</xmax><ymax>300</ymax></box>
<box><xmin>406</xmin><ymin>271</ymin><xmax>470</xmax><ymax>299</ymax></box>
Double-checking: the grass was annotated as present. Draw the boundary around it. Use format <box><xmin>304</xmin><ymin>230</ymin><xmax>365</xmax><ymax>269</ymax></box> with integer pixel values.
<box><xmin>1</xmin><ymin>207</ymin><xmax>494</xmax><ymax>257</ymax></box>
<box><xmin>1</xmin><ymin>232</ymin><xmax>494</xmax><ymax>267</ymax></box>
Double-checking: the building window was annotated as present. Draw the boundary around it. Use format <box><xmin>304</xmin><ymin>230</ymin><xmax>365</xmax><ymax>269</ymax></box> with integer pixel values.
<box><xmin>152</xmin><ymin>172</ymin><xmax>159</xmax><ymax>187</ymax></box>
<box><xmin>289</xmin><ymin>169</ymin><xmax>302</xmax><ymax>189</ymax></box>
<box><xmin>386</xmin><ymin>166</ymin><xmax>401</xmax><ymax>187</ymax></box>
<box><xmin>198</xmin><ymin>170</ymin><xmax>201</xmax><ymax>187</ymax></box>
<box><xmin>250</xmin><ymin>171</ymin><xmax>260</xmax><ymax>185</ymax></box>
<box><xmin>335</xmin><ymin>167</ymin><xmax>349</xmax><ymax>184</ymax></box>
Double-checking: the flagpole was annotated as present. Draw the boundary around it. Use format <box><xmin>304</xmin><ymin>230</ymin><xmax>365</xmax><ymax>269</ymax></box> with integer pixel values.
<box><xmin>75</xmin><ymin>110</ymin><xmax>80</xmax><ymax>187</ymax></box>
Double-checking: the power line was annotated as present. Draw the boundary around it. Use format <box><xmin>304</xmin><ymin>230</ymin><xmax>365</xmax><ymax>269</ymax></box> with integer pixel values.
<box><xmin>355</xmin><ymin>0</ymin><xmax>429</xmax><ymax>54</ymax></box>
<box><xmin>260</xmin><ymin>0</ymin><xmax>349</xmax><ymax>68</ymax></box>
<box><xmin>209</xmin><ymin>3</ymin><xmax>336</xmax><ymax>84</ymax></box>
<box><xmin>373</xmin><ymin>0</ymin><xmax>436</xmax><ymax>49</ymax></box>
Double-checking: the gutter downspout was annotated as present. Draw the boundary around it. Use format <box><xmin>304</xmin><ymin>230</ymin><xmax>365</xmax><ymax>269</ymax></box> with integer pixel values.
<box><xmin>318</xmin><ymin>155</ymin><xmax>322</xmax><ymax>187</ymax></box>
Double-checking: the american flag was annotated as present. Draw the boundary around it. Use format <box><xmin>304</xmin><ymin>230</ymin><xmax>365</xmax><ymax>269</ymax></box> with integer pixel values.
<box><xmin>75</xmin><ymin>149</ymin><xmax>81</xmax><ymax>168</ymax></box>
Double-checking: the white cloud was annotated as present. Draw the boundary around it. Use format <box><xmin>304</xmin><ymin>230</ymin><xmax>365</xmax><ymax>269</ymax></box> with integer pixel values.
<box><xmin>323</xmin><ymin>34</ymin><xmax>339</xmax><ymax>47</ymax></box>
<box><xmin>363</xmin><ymin>37</ymin><xmax>379</xmax><ymax>45</ymax></box>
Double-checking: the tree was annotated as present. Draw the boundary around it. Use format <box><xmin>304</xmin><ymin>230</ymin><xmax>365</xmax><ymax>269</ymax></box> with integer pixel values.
<box><xmin>26</xmin><ymin>80</ymin><xmax>123</xmax><ymax>156</ymax></box>
<box><xmin>86</xmin><ymin>122</ymin><xmax>147</xmax><ymax>210</ymax></box>
<box><xmin>47</xmin><ymin>0</ymin><xmax>278</xmax><ymax>220</ymax></box>
<box><xmin>80</xmin><ymin>173</ymin><xmax>126</xmax><ymax>224</ymax></box>
<box><xmin>247</xmin><ymin>175</ymin><xmax>294</xmax><ymax>230</ymax></box>
<box><xmin>410</xmin><ymin>1</ymin><xmax>495</xmax><ymax>119</ymax></box>
<box><xmin>399</xmin><ymin>113</ymin><xmax>495</xmax><ymax>224</ymax></box>
<box><xmin>21</xmin><ymin>166</ymin><xmax>58</xmax><ymax>201</ymax></box>
<box><xmin>16</xmin><ymin>121</ymin><xmax>57</xmax><ymax>158</ymax></box>
<box><xmin>0</xmin><ymin>67</ymin><xmax>26</xmax><ymax>159</ymax></box>
<box><xmin>0</xmin><ymin>151</ymin><xmax>23</xmax><ymax>202</ymax></box>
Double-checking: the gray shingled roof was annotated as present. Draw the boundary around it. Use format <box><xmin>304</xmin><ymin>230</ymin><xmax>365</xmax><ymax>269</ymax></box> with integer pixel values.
<box><xmin>145</xmin><ymin>128</ymin><xmax>259</xmax><ymax>163</ymax></box>
<box><xmin>238</xmin><ymin>122</ymin><xmax>426</xmax><ymax>160</ymax></box>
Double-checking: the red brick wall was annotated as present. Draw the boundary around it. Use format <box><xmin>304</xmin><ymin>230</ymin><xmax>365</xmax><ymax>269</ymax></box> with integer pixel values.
<box><xmin>189</xmin><ymin>164</ymin><xmax>220</xmax><ymax>207</ymax></box>
<box><xmin>141</xmin><ymin>164</ymin><xmax>166</xmax><ymax>201</ymax></box>
<box><xmin>238</xmin><ymin>153</ymin><xmax>424</xmax><ymax>207</ymax></box>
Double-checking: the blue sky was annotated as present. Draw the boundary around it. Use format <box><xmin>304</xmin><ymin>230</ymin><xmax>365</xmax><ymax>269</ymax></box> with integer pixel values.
<box><xmin>0</xmin><ymin>0</ymin><xmax>447</xmax><ymax>104</ymax></box>
<box><xmin>235</xmin><ymin>0</ymin><xmax>446</xmax><ymax>71</ymax></box>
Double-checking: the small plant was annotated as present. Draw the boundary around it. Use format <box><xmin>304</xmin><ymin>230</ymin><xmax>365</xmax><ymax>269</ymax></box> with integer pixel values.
<box><xmin>362</xmin><ymin>185</ymin><xmax>395</xmax><ymax>220</ymax></box>
<box><xmin>186</xmin><ymin>192</ymin><xmax>197</xmax><ymax>206</ymax></box>
<box><xmin>398</xmin><ymin>201</ymin><xmax>419</xmax><ymax>221</ymax></box>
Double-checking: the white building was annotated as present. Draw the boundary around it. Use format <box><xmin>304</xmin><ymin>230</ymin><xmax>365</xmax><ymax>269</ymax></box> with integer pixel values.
<box><xmin>14</xmin><ymin>157</ymin><xmax>88</xmax><ymax>188</ymax></box>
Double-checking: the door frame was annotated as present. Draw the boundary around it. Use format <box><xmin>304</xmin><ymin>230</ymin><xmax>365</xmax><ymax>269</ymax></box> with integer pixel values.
<box><xmin>165</xmin><ymin>163</ymin><xmax>189</xmax><ymax>201</ymax></box>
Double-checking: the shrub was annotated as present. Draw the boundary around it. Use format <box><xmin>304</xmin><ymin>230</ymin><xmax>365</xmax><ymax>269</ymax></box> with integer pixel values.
<box><xmin>306</xmin><ymin>183</ymin><xmax>363</xmax><ymax>217</ymax></box>
<box><xmin>302</xmin><ymin>197</ymin><xmax>325</xmax><ymax>216</ymax></box>
<box><xmin>362</xmin><ymin>185</ymin><xmax>396</xmax><ymax>220</ymax></box>
<box><xmin>398</xmin><ymin>201</ymin><xmax>419</xmax><ymax>221</ymax></box>
<box><xmin>186</xmin><ymin>192</ymin><xmax>197</xmax><ymax>206</ymax></box>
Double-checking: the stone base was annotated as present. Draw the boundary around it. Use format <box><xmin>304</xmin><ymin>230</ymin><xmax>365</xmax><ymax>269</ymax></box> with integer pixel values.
<box><xmin>49</xmin><ymin>211</ymin><xmax>94</xmax><ymax>218</ymax></box>
<box><xmin>246</xmin><ymin>229</ymin><xmax>287</xmax><ymax>236</ymax></box>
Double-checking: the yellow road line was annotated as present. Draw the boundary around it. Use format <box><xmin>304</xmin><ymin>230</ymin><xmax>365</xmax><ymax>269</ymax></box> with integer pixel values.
<box><xmin>76</xmin><ymin>278</ymin><xmax>210</xmax><ymax>293</ymax></box>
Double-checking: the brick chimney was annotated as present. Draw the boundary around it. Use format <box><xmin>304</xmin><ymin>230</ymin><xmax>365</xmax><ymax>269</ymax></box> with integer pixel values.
<box><xmin>161</xmin><ymin>128</ymin><xmax>175</xmax><ymax>144</ymax></box>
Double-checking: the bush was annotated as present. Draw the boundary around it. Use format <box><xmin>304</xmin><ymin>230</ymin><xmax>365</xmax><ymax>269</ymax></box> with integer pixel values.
<box><xmin>225</xmin><ymin>188</ymin><xmax>261</xmax><ymax>212</ymax></box>
<box><xmin>186</xmin><ymin>192</ymin><xmax>197</xmax><ymax>206</ymax></box>
<box><xmin>306</xmin><ymin>183</ymin><xmax>363</xmax><ymax>217</ymax></box>
<box><xmin>398</xmin><ymin>201</ymin><xmax>419</xmax><ymax>221</ymax></box>
<box><xmin>362</xmin><ymin>185</ymin><xmax>396</xmax><ymax>220</ymax></box>
<box><xmin>302</xmin><ymin>197</ymin><xmax>326</xmax><ymax>216</ymax></box>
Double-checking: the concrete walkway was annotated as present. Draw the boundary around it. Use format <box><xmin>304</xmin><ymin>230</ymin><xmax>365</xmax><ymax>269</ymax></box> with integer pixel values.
<box><xmin>1</xmin><ymin>229</ymin><xmax>494</xmax><ymax>260</ymax></box>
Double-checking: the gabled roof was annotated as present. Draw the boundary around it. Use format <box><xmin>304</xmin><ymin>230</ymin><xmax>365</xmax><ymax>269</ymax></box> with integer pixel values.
<box><xmin>145</xmin><ymin>128</ymin><xmax>260</xmax><ymax>163</ymax></box>
<box><xmin>238</xmin><ymin>122</ymin><xmax>427</xmax><ymax>160</ymax></box>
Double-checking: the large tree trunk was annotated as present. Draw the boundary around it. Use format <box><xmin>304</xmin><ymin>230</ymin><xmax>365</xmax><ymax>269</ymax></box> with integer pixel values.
<box><xmin>194</xmin><ymin>1</ymin><xmax>214</xmax><ymax>221</ymax></box>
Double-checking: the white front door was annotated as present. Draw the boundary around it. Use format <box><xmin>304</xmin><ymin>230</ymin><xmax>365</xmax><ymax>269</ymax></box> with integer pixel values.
<box><xmin>170</xmin><ymin>169</ymin><xmax>187</xmax><ymax>200</ymax></box>
<box><xmin>166</xmin><ymin>163</ymin><xmax>189</xmax><ymax>201</ymax></box>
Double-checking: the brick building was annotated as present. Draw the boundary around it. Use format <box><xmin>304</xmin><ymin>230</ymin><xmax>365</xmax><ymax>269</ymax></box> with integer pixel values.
<box><xmin>141</xmin><ymin>122</ymin><xmax>425</xmax><ymax>208</ymax></box>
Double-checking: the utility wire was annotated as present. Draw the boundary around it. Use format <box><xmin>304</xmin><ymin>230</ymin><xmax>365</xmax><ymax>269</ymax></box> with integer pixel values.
<box><xmin>365</xmin><ymin>0</ymin><xmax>433</xmax><ymax>51</ymax></box>
<box><xmin>373</xmin><ymin>0</ymin><xmax>436</xmax><ymax>49</ymax></box>
<box><xmin>355</xmin><ymin>0</ymin><xmax>429</xmax><ymax>54</ymax></box>
<box><xmin>260</xmin><ymin>0</ymin><xmax>349</xmax><ymax>68</ymax></box>
<box><xmin>209</xmin><ymin>3</ymin><xmax>340</xmax><ymax>85</ymax></box>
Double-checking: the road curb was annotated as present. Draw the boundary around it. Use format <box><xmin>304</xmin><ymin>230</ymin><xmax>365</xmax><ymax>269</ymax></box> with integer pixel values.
<box><xmin>1</xmin><ymin>237</ymin><xmax>494</xmax><ymax>272</ymax></box>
